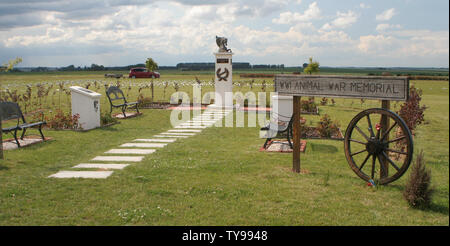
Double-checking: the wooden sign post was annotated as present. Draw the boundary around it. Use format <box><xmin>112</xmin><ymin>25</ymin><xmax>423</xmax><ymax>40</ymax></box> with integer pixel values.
<box><xmin>275</xmin><ymin>75</ymin><xmax>409</xmax><ymax>174</ymax></box>
<box><xmin>292</xmin><ymin>96</ymin><xmax>301</xmax><ymax>173</ymax></box>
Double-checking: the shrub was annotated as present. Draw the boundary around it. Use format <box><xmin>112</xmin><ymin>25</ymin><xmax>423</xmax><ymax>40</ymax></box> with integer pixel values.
<box><xmin>45</xmin><ymin>110</ymin><xmax>81</xmax><ymax>130</ymax></box>
<box><xmin>301</xmin><ymin>97</ymin><xmax>317</xmax><ymax>113</ymax></box>
<box><xmin>397</xmin><ymin>86</ymin><xmax>427</xmax><ymax>132</ymax></box>
<box><xmin>403</xmin><ymin>150</ymin><xmax>434</xmax><ymax>209</ymax></box>
<box><xmin>137</xmin><ymin>95</ymin><xmax>153</xmax><ymax>107</ymax></box>
<box><xmin>316</xmin><ymin>114</ymin><xmax>339</xmax><ymax>138</ymax></box>
<box><xmin>101</xmin><ymin>113</ymin><xmax>118</xmax><ymax>126</ymax></box>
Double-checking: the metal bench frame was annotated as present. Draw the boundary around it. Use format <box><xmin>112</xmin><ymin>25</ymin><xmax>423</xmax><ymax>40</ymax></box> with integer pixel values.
<box><xmin>260</xmin><ymin>113</ymin><xmax>294</xmax><ymax>149</ymax></box>
<box><xmin>0</xmin><ymin>102</ymin><xmax>46</xmax><ymax>147</ymax></box>
<box><xmin>105</xmin><ymin>86</ymin><xmax>140</xmax><ymax>118</ymax></box>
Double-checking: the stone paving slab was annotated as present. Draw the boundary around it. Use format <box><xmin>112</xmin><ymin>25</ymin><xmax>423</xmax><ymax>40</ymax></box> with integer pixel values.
<box><xmin>92</xmin><ymin>156</ymin><xmax>144</xmax><ymax>162</ymax></box>
<box><xmin>120</xmin><ymin>143</ymin><xmax>167</xmax><ymax>148</ymax></box>
<box><xmin>161</xmin><ymin>132</ymin><xmax>196</xmax><ymax>136</ymax></box>
<box><xmin>48</xmin><ymin>171</ymin><xmax>114</xmax><ymax>179</ymax></box>
<box><xmin>184</xmin><ymin>119</ymin><xmax>214</xmax><ymax>122</ymax></box>
<box><xmin>134</xmin><ymin>138</ymin><xmax>177</xmax><ymax>142</ymax></box>
<box><xmin>187</xmin><ymin>120</ymin><xmax>216</xmax><ymax>122</ymax></box>
<box><xmin>179</xmin><ymin>123</ymin><xmax>212</xmax><ymax>127</ymax></box>
<box><xmin>174</xmin><ymin>126</ymin><xmax>208</xmax><ymax>129</ymax></box>
<box><xmin>153</xmin><ymin>135</ymin><xmax>189</xmax><ymax>138</ymax></box>
<box><xmin>72</xmin><ymin>163</ymin><xmax>130</xmax><ymax>169</ymax></box>
<box><xmin>167</xmin><ymin>129</ymin><xmax>202</xmax><ymax>133</ymax></box>
<box><xmin>105</xmin><ymin>149</ymin><xmax>156</xmax><ymax>154</ymax></box>
<box><xmin>113</xmin><ymin>112</ymin><xmax>142</xmax><ymax>119</ymax></box>
<box><xmin>2</xmin><ymin>137</ymin><xmax>51</xmax><ymax>150</ymax></box>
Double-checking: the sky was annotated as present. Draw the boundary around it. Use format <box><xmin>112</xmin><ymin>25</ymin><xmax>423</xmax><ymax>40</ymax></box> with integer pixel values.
<box><xmin>0</xmin><ymin>0</ymin><xmax>448</xmax><ymax>68</ymax></box>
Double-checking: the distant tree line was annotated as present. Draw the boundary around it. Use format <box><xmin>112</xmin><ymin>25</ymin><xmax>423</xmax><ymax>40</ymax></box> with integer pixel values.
<box><xmin>175</xmin><ymin>62</ymin><xmax>284</xmax><ymax>71</ymax></box>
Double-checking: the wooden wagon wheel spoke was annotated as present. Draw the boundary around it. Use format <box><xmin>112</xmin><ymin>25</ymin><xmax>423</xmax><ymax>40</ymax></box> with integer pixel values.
<box><xmin>377</xmin><ymin>154</ymin><xmax>388</xmax><ymax>177</ymax></box>
<box><xmin>387</xmin><ymin>136</ymin><xmax>406</xmax><ymax>144</ymax></box>
<box><xmin>385</xmin><ymin>148</ymin><xmax>408</xmax><ymax>155</ymax></box>
<box><xmin>381</xmin><ymin>121</ymin><xmax>397</xmax><ymax>141</ymax></box>
<box><xmin>371</xmin><ymin>155</ymin><xmax>376</xmax><ymax>179</ymax></box>
<box><xmin>366</xmin><ymin>115</ymin><xmax>375</xmax><ymax>138</ymax></box>
<box><xmin>359</xmin><ymin>153</ymin><xmax>371</xmax><ymax>171</ymax></box>
<box><xmin>349</xmin><ymin>139</ymin><xmax>366</xmax><ymax>145</ymax></box>
<box><xmin>344</xmin><ymin>108</ymin><xmax>413</xmax><ymax>185</ymax></box>
<box><xmin>381</xmin><ymin>151</ymin><xmax>401</xmax><ymax>172</ymax></box>
<box><xmin>354</xmin><ymin>125</ymin><xmax>370</xmax><ymax>141</ymax></box>
<box><xmin>350</xmin><ymin>149</ymin><xmax>367</xmax><ymax>157</ymax></box>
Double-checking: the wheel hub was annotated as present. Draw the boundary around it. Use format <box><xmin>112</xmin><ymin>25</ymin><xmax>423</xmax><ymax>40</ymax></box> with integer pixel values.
<box><xmin>366</xmin><ymin>139</ymin><xmax>385</xmax><ymax>155</ymax></box>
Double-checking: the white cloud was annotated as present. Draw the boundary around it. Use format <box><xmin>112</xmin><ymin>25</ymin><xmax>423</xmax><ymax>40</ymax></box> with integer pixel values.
<box><xmin>321</xmin><ymin>10</ymin><xmax>358</xmax><ymax>30</ymax></box>
<box><xmin>358</xmin><ymin>30</ymin><xmax>449</xmax><ymax>59</ymax></box>
<box><xmin>358</xmin><ymin>34</ymin><xmax>394</xmax><ymax>54</ymax></box>
<box><xmin>0</xmin><ymin>0</ymin><xmax>447</xmax><ymax>67</ymax></box>
<box><xmin>376</xmin><ymin>8</ymin><xmax>396</xmax><ymax>21</ymax></box>
<box><xmin>376</xmin><ymin>23</ymin><xmax>401</xmax><ymax>32</ymax></box>
<box><xmin>272</xmin><ymin>2</ymin><xmax>321</xmax><ymax>24</ymax></box>
<box><xmin>359</xmin><ymin>3</ymin><xmax>370</xmax><ymax>9</ymax></box>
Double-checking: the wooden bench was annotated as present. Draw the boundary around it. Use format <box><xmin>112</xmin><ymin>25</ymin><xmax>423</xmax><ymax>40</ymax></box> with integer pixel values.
<box><xmin>260</xmin><ymin>113</ymin><xmax>294</xmax><ymax>149</ymax></box>
<box><xmin>106</xmin><ymin>86</ymin><xmax>140</xmax><ymax>118</ymax></box>
<box><xmin>0</xmin><ymin>102</ymin><xmax>46</xmax><ymax>147</ymax></box>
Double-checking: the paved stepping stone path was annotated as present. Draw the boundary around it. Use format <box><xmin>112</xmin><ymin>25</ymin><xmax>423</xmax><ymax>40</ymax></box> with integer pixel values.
<box><xmin>120</xmin><ymin>143</ymin><xmax>167</xmax><ymax>148</ymax></box>
<box><xmin>48</xmin><ymin>108</ymin><xmax>233</xmax><ymax>179</ymax></box>
<box><xmin>133</xmin><ymin>138</ymin><xmax>177</xmax><ymax>143</ymax></box>
<box><xmin>105</xmin><ymin>149</ymin><xmax>156</xmax><ymax>154</ymax></box>
<box><xmin>49</xmin><ymin>171</ymin><xmax>114</xmax><ymax>179</ymax></box>
<box><xmin>72</xmin><ymin>163</ymin><xmax>130</xmax><ymax>169</ymax></box>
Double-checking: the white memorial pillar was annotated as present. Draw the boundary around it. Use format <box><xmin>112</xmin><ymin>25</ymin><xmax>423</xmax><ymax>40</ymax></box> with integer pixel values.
<box><xmin>211</xmin><ymin>52</ymin><xmax>234</xmax><ymax>108</ymax></box>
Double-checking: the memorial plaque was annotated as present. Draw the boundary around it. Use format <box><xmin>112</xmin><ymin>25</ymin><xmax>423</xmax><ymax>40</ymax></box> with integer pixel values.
<box><xmin>216</xmin><ymin>58</ymin><xmax>229</xmax><ymax>64</ymax></box>
<box><xmin>275</xmin><ymin>75</ymin><xmax>409</xmax><ymax>101</ymax></box>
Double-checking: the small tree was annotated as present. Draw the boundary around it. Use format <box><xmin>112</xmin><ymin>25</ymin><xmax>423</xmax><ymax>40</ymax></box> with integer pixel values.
<box><xmin>0</xmin><ymin>57</ymin><xmax>22</xmax><ymax>72</ymax></box>
<box><xmin>403</xmin><ymin>150</ymin><xmax>434</xmax><ymax>209</ymax></box>
<box><xmin>397</xmin><ymin>86</ymin><xmax>426</xmax><ymax>133</ymax></box>
<box><xmin>145</xmin><ymin>58</ymin><xmax>158</xmax><ymax>72</ymax></box>
<box><xmin>303</xmin><ymin>57</ymin><xmax>320</xmax><ymax>75</ymax></box>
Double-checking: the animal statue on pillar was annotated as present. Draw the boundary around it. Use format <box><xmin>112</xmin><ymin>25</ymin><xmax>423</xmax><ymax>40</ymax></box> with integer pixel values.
<box><xmin>216</xmin><ymin>36</ymin><xmax>231</xmax><ymax>53</ymax></box>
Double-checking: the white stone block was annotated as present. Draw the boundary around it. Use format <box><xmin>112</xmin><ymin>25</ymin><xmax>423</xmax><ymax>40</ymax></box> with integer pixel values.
<box><xmin>72</xmin><ymin>163</ymin><xmax>129</xmax><ymax>169</ymax></box>
<box><xmin>49</xmin><ymin>171</ymin><xmax>114</xmax><ymax>179</ymax></box>
<box><xmin>105</xmin><ymin>149</ymin><xmax>156</xmax><ymax>154</ymax></box>
<box><xmin>174</xmin><ymin>126</ymin><xmax>207</xmax><ymax>129</ymax></box>
<box><xmin>120</xmin><ymin>143</ymin><xmax>166</xmax><ymax>148</ymax></box>
<box><xmin>153</xmin><ymin>135</ymin><xmax>189</xmax><ymax>138</ymax></box>
<box><xmin>70</xmin><ymin>86</ymin><xmax>101</xmax><ymax>130</ymax></box>
<box><xmin>168</xmin><ymin>129</ymin><xmax>202</xmax><ymax>133</ymax></box>
<box><xmin>134</xmin><ymin>139</ymin><xmax>177</xmax><ymax>143</ymax></box>
<box><xmin>161</xmin><ymin>132</ymin><xmax>196</xmax><ymax>136</ymax></box>
<box><xmin>92</xmin><ymin>156</ymin><xmax>144</xmax><ymax>162</ymax></box>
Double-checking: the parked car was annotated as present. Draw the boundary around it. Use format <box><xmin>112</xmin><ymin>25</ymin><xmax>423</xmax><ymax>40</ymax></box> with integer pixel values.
<box><xmin>128</xmin><ymin>67</ymin><xmax>160</xmax><ymax>78</ymax></box>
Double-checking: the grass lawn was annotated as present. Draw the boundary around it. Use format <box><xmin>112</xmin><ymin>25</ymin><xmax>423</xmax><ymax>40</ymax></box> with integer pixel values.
<box><xmin>0</xmin><ymin>74</ymin><xmax>448</xmax><ymax>225</ymax></box>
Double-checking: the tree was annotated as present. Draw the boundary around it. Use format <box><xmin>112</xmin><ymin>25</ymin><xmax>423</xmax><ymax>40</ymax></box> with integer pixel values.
<box><xmin>145</xmin><ymin>58</ymin><xmax>158</xmax><ymax>72</ymax></box>
<box><xmin>1</xmin><ymin>57</ymin><xmax>22</xmax><ymax>159</ymax></box>
<box><xmin>0</xmin><ymin>57</ymin><xmax>22</xmax><ymax>72</ymax></box>
<box><xmin>303</xmin><ymin>57</ymin><xmax>320</xmax><ymax>75</ymax></box>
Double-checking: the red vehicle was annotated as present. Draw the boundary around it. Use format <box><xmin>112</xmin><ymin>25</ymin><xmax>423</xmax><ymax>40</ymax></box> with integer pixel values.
<box><xmin>128</xmin><ymin>67</ymin><xmax>160</xmax><ymax>78</ymax></box>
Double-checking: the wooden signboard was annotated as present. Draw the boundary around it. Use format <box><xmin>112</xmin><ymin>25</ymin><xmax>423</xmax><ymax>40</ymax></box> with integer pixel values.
<box><xmin>275</xmin><ymin>75</ymin><xmax>409</xmax><ymax>101</ymax></box>
<box><xmin>274</xmin><ymin>74</ymin><xmax>410</xmax><ymax>174</ymax></box>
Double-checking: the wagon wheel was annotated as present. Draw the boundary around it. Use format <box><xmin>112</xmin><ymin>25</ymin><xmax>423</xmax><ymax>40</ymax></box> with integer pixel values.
<box><xmin>344</xmin><ymin>108</ymin><xmax>413</xmax><ymax>185</ymax></box>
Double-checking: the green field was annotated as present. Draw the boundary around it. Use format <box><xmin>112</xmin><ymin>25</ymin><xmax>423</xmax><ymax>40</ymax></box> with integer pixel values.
<box><xmin>0</xmin><ymin>71</ymin><xmax>448</xmax><ymax>225</ymax></box>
